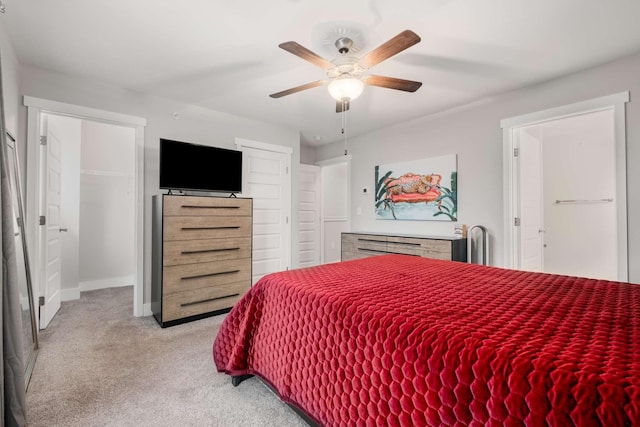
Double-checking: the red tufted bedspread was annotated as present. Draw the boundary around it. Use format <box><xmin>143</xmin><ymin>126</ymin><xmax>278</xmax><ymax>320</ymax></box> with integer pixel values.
<box><xmin>213</xmin><ymin>255</ymin><xmax>640</xmax><ymax>426</ymax></box>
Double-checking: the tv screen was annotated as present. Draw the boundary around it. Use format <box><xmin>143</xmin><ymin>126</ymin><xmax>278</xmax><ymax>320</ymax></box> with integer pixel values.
<box><xmin>159</xmin><ymin>138</ymin><xmax>242</xmax><ymax>193</ymax></box>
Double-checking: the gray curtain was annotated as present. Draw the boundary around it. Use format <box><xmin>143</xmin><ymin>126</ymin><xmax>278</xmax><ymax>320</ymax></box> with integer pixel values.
<box><xmin>0</xmin><ymin>54</ymin><xmax>27</xmax><ymax>427</ymax></box>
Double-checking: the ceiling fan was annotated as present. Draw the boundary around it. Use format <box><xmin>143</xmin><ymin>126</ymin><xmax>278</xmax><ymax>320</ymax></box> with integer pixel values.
<box><xmin>269</xmin><ymin>30</ymin><xmax>423</xmax><ymax>112</ymax></box>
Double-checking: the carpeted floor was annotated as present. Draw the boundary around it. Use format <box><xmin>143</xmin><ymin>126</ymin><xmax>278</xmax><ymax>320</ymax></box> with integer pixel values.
<box><xmin>26</xmin><ymin>287</ymin><xmax>307</xmax><ymax>426</ymax></box>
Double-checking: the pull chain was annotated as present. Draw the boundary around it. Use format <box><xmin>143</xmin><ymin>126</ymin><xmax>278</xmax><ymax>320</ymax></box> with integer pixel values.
<box><xmin>342</xmin><ymin>99</ymin><xmax>348</xmax><ymax>155</ymax></box>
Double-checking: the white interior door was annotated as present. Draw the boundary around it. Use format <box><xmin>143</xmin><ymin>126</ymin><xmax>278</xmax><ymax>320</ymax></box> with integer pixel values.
<box><xmin>319</xmin><ymin>160</ymin><xmax>350</xmax><ymax>264</ymax></box>
<box><xmin>298</xmin><ymin>164</ymin><xmax>320</xmax><ymax>268</ymax></box>
<box><xmin>240</xmin><ymin>145</ymin><xmax>291</xmax><ymax>284</ymax></box>
<box><xmin>39</xmin><ymin>116</ymin><xmax>63</xmax><ymax>328</ymax></box>
<box><xmin>517</xmin><ymin>126</ymin><xmax>544</xmax><ymax>272</ymax></box>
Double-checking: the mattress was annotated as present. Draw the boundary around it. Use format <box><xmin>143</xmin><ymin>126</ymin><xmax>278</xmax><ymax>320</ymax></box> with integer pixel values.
<box><xmin>214</xmin><ymin>255</ymin><xmax>640</xmax><ymax>426</ymax></box>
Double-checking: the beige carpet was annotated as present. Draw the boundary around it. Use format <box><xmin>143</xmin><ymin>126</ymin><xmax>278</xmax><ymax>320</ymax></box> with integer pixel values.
<box><xmin>26</xmin><ymin>287</ymin><xmax>307</xmax><ymax>427</ymax></box>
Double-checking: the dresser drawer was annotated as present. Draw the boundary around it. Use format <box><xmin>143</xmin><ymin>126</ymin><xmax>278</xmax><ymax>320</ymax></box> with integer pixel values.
<box><xmin>344</xmin><ymin>233</ymin><xmax>388</xmax><ymax>254</ymax></box>
<box><xmin>341</xmin><ymin>232</ymin><xmax>466</xmax><ymax>263</ymax></box>
<box><xmin>164</xmin><ymin>196</ymin><xmax>251</xmax><ymax>217</ymax></box>
<box><xmin>163</xmin><ymin>237</ymin><xmax>251</xmax><ymax>266</ymax></box>
<box><xmin>387</xmin><ymin>236</ymin><xmax>451</xmax><ymax>257</ymax></box>
<box><xmin>341</xmin><ymin>251</ymin><xmax>372</xmax><ymax>261</ymax></box>
<box><xmin>163</xmin><ymin>258</ymin><xmax>250</xmax><ymax>294</ymax></box>
<box><xmin>420</xmin><ymin>250</ymin><xmax>452</xmax><ymax>260</ymax></box>
<box><xmin>162</xmin><ymin>281</ymin><xmax>250</xmax><ymax>322</ymax></box>
<box><xmin>164</xmin><ymin>216</ymin><xmax>251</xmax><ymax>241</ymax></box>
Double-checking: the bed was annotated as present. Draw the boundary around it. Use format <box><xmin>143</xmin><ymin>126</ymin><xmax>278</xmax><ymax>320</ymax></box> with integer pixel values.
<box><xmin>213</xmin><ymin>255</ymin><xmax>640</xmax><ymax>426</ymax></box>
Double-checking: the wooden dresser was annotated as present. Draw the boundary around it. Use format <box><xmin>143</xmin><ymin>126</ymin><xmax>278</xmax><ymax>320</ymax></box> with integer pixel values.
<box><xmin>341</xmin><ymin>232</ymin><xmax>466</xmax><ymax>262</ymax></box>
<box><xmin>152</xmin><ymin>194</ymin><xmax>252</xmax><ymax>327</ymax></box>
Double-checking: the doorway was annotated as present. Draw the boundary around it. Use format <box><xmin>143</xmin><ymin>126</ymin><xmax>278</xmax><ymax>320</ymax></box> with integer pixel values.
<box><xmin>317</xmin><ymin>156</ymin><xmax>351</xmax><ymax>264</ymax></box>
<box><xmin>502</xmin><ymin>92</ymin><xmax>629</xmax><ymax>281</ymax></box>
<box><xmin>24</xmin><ymin>97</ymin><xmax>146</xmax><ymax>325</ymax></box>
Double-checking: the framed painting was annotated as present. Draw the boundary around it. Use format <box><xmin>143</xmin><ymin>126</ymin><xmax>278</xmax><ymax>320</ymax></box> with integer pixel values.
<box><xmin>374</xmin><ymin>154</ymin><xmax>457</xmax><ymax>221</ymax></box>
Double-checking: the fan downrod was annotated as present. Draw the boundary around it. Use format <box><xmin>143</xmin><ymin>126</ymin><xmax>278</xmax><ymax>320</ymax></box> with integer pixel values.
<box><xmin>334</xmin><ymin>37</ymin><xmax>353</xmax><ymax>55</ymax></box>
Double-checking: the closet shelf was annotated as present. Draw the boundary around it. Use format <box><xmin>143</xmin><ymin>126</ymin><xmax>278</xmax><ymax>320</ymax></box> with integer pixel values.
<box><xmin>80</xmin><ymin>169</ymin><xmax>131</xmax><ymax>178</ymax></box>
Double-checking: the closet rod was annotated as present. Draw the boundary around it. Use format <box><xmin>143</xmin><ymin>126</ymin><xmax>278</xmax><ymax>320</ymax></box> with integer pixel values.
<box><xmin>80</xmin><ymin>169</ymin><xmax>131</xmax><ymax>178</ymax></box>
<box><xmin>554</xmin><ymin>198</ymin><xmax>613</xmax><ymax>205</ymax></box>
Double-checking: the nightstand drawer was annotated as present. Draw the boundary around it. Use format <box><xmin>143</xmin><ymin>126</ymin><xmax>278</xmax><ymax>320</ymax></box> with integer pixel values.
<box><xmin>164</xmin><ymin>196</ymin><xmax>251</xmax><ymax>217</ymax></box>
<box><xmin>163</xmin><ymin>237</ymin><xmax>252</xmax><ymax>266</ymax></box>
<box><xmin>162</xmin><ymin>281</ymin><xmax>250</xmax><ymax>322</ymax></box>
<box><xmin>164</xmin><ymin>216</ymin><xmax>251</xmax><ymax>241</ymax></box>
<box><xmin>163</xmin><ymin>258</ymin><xmax>251</xmax><ymax>294</ymax></box>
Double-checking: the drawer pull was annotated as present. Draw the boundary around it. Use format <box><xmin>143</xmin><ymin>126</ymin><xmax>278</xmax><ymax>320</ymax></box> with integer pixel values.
<box><xmin>358</xmin><ymin>248</ymin><xmax>419</xmax><ymax>256</ymax></box>
<box><xmin>357</xmin><ymin>238</ymin><xmax>386</xmax><ymax>244</ymax></box>
<box><xmin>386</xmin><ymin>241</ymin><xmax>421</xmax><ymax>247</ymax></box>
<box><xmin>357</xmin><ymin>248</ymin><xmax>389</xmax><ymax>254</ymax></box>
<box><xmin>180</xmin><ymin>293</ymin><xmax>240</xmax><ymax>307</ymax></box>
<box><xmin>181</xmin><ymin>270</ymin><xmax>240</xmax><ymax>280</ymax></box>
<box><xmin>182</xmin><ymin>247</ymin><xmax>240</xmax><ymax>255</ymax></box>
<box><xmin>181</xmin><ymin>205</ymin><xmax>240</xmax><ymax>209</ymax></box>
<box><xmin>357</xmin><ymin>238</ymin><xmax>421</xmax><ymax>247</ymax></box>
<box><xmin>181</xmin><ymin>226</ymin><xmax>241</xmax><ymax>230</ymax></box>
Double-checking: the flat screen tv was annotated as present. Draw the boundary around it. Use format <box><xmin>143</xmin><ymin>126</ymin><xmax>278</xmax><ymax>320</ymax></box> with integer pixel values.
<box><xmin>159</xmin><ymin>138</ymin><xmax>242</xmax><ymax>193</ymax></box>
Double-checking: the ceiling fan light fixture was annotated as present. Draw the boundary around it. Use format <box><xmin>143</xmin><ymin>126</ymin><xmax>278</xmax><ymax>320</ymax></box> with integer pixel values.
<box><xmin>328</xmin><ymin>76</ymin><xmax>364</xmax><ymax>101</ymax></box>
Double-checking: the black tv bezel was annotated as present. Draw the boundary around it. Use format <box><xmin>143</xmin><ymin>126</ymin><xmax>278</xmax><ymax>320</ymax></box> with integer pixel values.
<box><xmin>159</xmin><ymin>138</ymin><xmax>242</xmax><ymax>194</ymax></box>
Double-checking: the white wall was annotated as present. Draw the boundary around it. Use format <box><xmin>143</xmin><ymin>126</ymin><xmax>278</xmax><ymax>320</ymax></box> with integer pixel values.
<box><xmin>300</xmin><ymin>143</ymin><xmax>317</xmax><ymax>165</ymax></box>
<box><xmin>0</xmin><ymin>23</ymin><xmax>19</xmax><ymax>135</ymax></box>
<box><xmin>0</xmin><ymin>22</ymin><xmax>23</xmax><ymax>190</ymax></box>
<box><xmin>316</xmin><ymin>51</ymin><xmax>640</xmax><ymax>284</ymax></box>
<box><xmin>45</xmin><ymin>114</ymin><xmax>81</xmax><ymax>295</ymax></box>
<box><xmin>79</xmin><ymin>120</ymin><xmax>135</xmax><ymax>288</ymax></box>
<box><xmin>18</xmin><ymin>64</ymin><xmax>301</xmax><ymax>306</ymax></box>
<box><xmin>322</xmin><ymin>163</ymin><xmax>348</xmax><ymax>218</ymax></box>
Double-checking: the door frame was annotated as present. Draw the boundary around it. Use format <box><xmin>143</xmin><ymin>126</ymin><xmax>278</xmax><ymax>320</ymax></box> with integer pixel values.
<box><xmin>235</xmin><ymin>137</ymin><xmax>293</xmax><ymax>273</ymax></box>
<box><xmin>501</xmin><ymin>91</ymin><xmax>629</xmax><ymax>280</ymax></box>
<box><xmin>24</xmin><ymin>96</ymin><xmax>147</xmax><ymax>317</ymax></box>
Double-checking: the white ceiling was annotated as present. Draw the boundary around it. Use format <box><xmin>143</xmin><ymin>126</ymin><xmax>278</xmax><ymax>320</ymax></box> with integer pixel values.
<box><xmin>3</xmin><ymin>0</ymin><xmax>640</xmax><ymax>146</ymax></box>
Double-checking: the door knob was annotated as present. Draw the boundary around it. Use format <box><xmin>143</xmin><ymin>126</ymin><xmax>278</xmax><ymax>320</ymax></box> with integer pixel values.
<box><xmin>59</xmin><ymin>228</ymin><xmax>68</xmax><ymax>232</ymax></box>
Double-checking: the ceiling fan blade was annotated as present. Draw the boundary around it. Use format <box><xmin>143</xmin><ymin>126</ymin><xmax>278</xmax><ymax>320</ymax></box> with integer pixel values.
<box><xmin>359</xmin><ymin>30</ymin><xmax>421</xmax><ymax>69</ymax></box>
<box><xmin>365</xmin><ymin>75</ymin><xmax>422</xmax><ymax>92</ymax></box>
<box><xmin>279</xmin><ymin>41</ymin><xmax>334</xmax><ymax>70</ymax></box>
<box><xmin>269</xmin><ymin>80</ymin><xmax>326</xmax><ymax>98</ymax></box>
<box><xmin>335</xmin><ymin>99</ymin><xmax>350</xmax><ymax>113</ymax></box>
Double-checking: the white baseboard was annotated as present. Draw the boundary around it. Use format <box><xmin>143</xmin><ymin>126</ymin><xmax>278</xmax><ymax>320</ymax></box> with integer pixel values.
<box><xmin>61</xmin><ymin>288</ymin><xmax>81</xmax><ymax>302</ymax></box>
<box><xmin>62</xmin><ymin>282</ymin><xmax>153</xmax><ymax>316</ymax></box>
<box><xmin>143</xmin><ymin>303</ymin><xmax>153</xmax><ymax>316</ymax></box>
<box><xmin>79</xmin><ymin>275</ymin><xmax>134</xmax><ymax>292</ymax></box>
